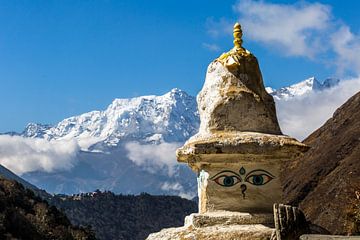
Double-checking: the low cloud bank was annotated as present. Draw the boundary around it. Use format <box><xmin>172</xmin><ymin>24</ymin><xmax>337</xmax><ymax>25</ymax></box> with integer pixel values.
<box><xmin>276</xmin><ymin>77</ymin><xmax>360</xmax><ymax>140</ymax></box>
<box><xmin>0</xmin><ymin>135</ymin><xmax>79</xmax><ymax>175</ymax></box>
<box><xmin>125</xmin><ymin>141</ymin><xmax>182</xmax><ymax>176</ymax></box>
<box><xmin>160</xmin><ymin>182</ymin><xmax>195</xmax><ymax>199</ymax></box>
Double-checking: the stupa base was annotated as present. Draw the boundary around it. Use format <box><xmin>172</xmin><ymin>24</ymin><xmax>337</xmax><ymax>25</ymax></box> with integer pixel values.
<box><xmin>146</xmin><ymin>204</ymin><xmax>318</xmax><ymax>240</ymax></box>
<box><xmin>146</xmin><ymin>211</ymin><xmax>275</xmax><ymax>240</ymax></box>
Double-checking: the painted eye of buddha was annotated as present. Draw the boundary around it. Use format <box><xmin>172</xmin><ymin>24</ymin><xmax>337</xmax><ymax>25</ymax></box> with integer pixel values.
<box><xmin>210</xmin><ymin>171</ymin><xmax>241</xmax><ymax>187</ymax></box>
<box><xmin>245</xmin><ymin>170</ymin><xmax>274</xmax><ymax>186</ymax></box>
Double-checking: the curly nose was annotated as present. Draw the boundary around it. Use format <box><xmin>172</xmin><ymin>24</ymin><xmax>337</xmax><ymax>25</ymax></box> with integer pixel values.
<box><xmin>240</xmin><ymin>184</ymin><xmax>247</xmax><ymax>199</ymax></box>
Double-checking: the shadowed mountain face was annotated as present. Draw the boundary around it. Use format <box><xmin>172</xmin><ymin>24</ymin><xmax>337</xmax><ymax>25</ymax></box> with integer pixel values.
<box><xmin>0</xmin><ymin>164</ymin><xmax>38</xmax><ymax>190</ymax></box>
<box><xmin>0</xmin><ymin>164</ymin><xmax>51</xmax><ymax>200</ymax></box>
<box><xmin>0</xmin><ymin>177</ymin><xmax>96</xmax><ymax>240</ymax></box>
<box><xmin>283</xmin><ymin>91</ymin><xmax>360</xmax><ymax>235</ymax></box>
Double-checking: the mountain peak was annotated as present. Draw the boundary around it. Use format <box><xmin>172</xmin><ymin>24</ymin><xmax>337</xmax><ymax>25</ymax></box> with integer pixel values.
<box><xmin>22</xmin><ymin>123</ymin><xmax>52</xmax><ymax>138</ymax></box>
<box><xmin>169</xmin><ymin>88</ymin><xmax>184</xmax><ymax>94</ymax></box>
<box><xmin>20</xmin><ymin>89</ymin><xmax>199</xmax><ymax>151</ymax></box>
<box><xmin>269</xmin><ymin>77</ymin><xmax>340</xmax><ymax>100</ymax></box>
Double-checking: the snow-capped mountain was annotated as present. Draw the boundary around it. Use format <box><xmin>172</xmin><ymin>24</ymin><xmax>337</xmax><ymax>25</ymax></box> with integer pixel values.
<box><xmin>4</xmin><ymin>78</ymin><xmax>340</xmax><ymax>196</ymax></box>
<box><xmin>20</xmin><ymin>78</ymin><xmax>339</xmax><ymax>151</ymax></box>
<box><xmin>22</xmin><ymin>123</ymin><xmax>52</xmax><ymax>138</ymax></box>
<box><xmin>268</xmin><ymin>77</ymin><xmax>339</xmax><ymax>100</ymax></box>
<box><xmin>21</xmin><ymin>88</ymin><xmax>199</xmax><ymax>151</ymax></box>
<box><xmin>15</xmin><ymin>88</ymin><xmax>200</xmax><ymax>197</ymax></box>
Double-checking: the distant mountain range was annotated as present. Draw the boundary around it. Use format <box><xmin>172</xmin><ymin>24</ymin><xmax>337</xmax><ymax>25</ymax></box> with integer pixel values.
<box><xmin>1</xmin><ymin>77</ymin><xmax>340</xmax><ymax>196</ymax></box>
<box><xmin>267</xmin><ymin>77</ymin><xmax>339</xmax><ymax>100</ymax></box>
<box><xmin>9</xmin><ymin>88</ymin><xmax>199</xmax><ymax>151</ymax></box>
<box><xmin>17</xmin><ymin>89</ymin><xmax>200</xmax><ymax>197</ymax></box>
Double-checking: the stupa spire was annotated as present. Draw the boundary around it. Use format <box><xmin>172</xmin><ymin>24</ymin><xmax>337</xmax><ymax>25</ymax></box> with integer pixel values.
<box><xmin>233</xmin><ymin>22</ymin><xmax>243</xmax><ymax>49</ymax></box>
<box><xmin>217</xmin><ymin>22</ymin><xmax>251</xmax><ymax>70</ymax></box>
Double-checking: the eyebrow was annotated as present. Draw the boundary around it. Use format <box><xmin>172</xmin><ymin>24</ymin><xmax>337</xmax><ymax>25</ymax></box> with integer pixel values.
<box><xmin>210</xmin><ymin>170</ymin><xmax>241</xmax><ymax>180</ymax></box>
<box><xmin>245</xmin><ymin>169</ymin><xmax>275</xmax><ymax>178</ymax></box>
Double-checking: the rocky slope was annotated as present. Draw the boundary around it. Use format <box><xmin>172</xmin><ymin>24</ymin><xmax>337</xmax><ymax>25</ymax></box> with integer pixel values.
<box><xmin>0</xmin><ymin>176</ymin><xmax>96</xmax><ymax>240</ymax></box>
<box><xmin>50</xmin><ymin>191</ymin><xmax>197</xmax><ymax>240</ymax></box>
<box><xmin>283</xmin><ymin>91</ymin><xmax>360</xmax><ymax>235</ymax></box>
<box><xmin>0</xmin><ymin>164</ymin><xmax>38</xmax><ymax>191</ymax></box>
<box><xmin>0</xmin><ymin>164</ymin><xmax>51</xmax><ymax>199</ymax></box>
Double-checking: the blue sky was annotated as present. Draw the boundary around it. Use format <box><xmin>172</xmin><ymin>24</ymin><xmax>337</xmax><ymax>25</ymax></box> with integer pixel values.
<box><xmin>1</xmin><ymin>0</ymin><xmax>360</xmax><ymax>132</ymax></box>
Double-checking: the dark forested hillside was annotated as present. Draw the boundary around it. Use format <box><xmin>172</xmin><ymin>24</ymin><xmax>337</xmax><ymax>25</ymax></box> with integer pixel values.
<box><xmin>0</xmin><ymin>176</ymin><xmax>96</xmax><ymax>240</ymax></box>
<box><xmin>283</xmin><ymin>91</ymin><xmax>360</xmax><ymax>235</ymax></box>
<box><xmin>50</xmin><ymin>191</ymin><xmax>197</xmax><ymax>240</ymax></box>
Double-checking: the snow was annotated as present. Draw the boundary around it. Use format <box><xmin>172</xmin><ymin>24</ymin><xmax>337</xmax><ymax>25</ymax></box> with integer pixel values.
<box><xmin>20</xmin><ymin>78</ymin><xmax>339</xmax><ymax>151</ymax></box>
<box><xmin>12</xmin><ymin>78</ymin><xmax>342</xmax><ymax>196</ymax></box>
<box><xmin>22</xmin><ymin>89</ymin><xmax>199</xmax><ymax>151</ymax></box>
<box><xmin>268</xmin><ymin>77</ymin><xmax>339</xmax><ymax>100</ymax></box>
<box><xmin>265</xmin><ymin>87</ymin><xmax>275</xmax><ymax>94</ymax></box>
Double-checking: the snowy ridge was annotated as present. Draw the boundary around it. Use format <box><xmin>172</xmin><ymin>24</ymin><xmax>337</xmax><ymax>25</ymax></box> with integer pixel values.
<box><xmin>23</xmin><ymin>88</ymin><xmax>199</xmax><ymax>151</ymax></box>
<box><xmin>268</xmin><ymin>77</ymin><xmax>339</xmax><ymax>100</ymax></box>
<box><xmin>20</xmin><ymin>78</ymin><xmax>340</xmax><ymax>151</ymax></box>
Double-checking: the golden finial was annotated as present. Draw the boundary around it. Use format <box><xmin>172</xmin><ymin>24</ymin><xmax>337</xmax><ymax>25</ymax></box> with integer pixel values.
<box><xmin>233</xmin><ymin>22</ymin><xmax>243</xmax><ymax>49</ymax></box>
<box><xmin>216</xmin><ymin>22</ymin><xmax>251</xmax><ymax>68</ymax></box>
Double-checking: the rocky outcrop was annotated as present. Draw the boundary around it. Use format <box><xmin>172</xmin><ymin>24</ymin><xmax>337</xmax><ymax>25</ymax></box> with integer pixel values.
<box><xmin>283</xmin><ymin>91</ymin><xmax>360</xmax><ymax>235</ymax></box>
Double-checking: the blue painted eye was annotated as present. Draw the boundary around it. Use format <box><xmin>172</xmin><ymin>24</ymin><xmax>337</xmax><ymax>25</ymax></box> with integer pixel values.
<box><xmin>223</xmin><ymin>176</ymin><xmax>235</xmax><ymax>186</ymax></box>
<box><xmin>248</xmin><ymin>175</ymin><xmax>264</xmax><ymax>185</ymax></box>
<box><xmin>245</xmin><ymin>170</ymin><xmax>274</xmax><ymax>186</ymax></box>
<box><xmin>213</xmin><ymin>175</ymin><xmax>240</xmax><ymax>187</ymax></box>
<box><xmin>210</xmin><ymin>171</ymin><xmax>241</xmax><ymax>187</ymax></box>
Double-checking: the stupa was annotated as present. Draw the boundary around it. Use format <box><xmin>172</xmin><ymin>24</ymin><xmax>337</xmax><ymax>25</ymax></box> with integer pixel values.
<box><xmin>147</xmin><ymin>23</ymin><xmax>310</xmax><ymax>240</ymax></box>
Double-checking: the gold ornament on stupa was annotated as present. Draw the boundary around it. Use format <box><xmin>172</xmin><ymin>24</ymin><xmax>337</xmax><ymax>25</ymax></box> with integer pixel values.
<box><xmin>217</xmin><ymin>22</ymin><xmax>251</xmax><ymax>71</ymax></box>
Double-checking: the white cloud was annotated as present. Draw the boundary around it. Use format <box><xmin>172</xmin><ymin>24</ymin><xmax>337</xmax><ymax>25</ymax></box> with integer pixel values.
<box><xmin>234</xmin><ymin>0</ymin><xmax>331</xmax><ymax>57</ymax></box>
<box><xmin>276</xmin><ymin>77</ymin><xmax>360</xmax><ymax>140</ymax></box>
<box><xmin>125</xmin><ymin>141</ymin><xmax>182</xmax><ymax>176</ymax></box>
<box><xmin>331</xmin><ymin>26</ymin><xmax>360</xmax><ymax>75</ymax></box>
<box><xmin>207</xmin><ymin>0</ymin><xmax>360</xmax><ymax>75</ymax></box>
<box><xmin>0</xmin><ymin>135</ymin><xmax>79</xmax><ymax>175</ymax></box>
